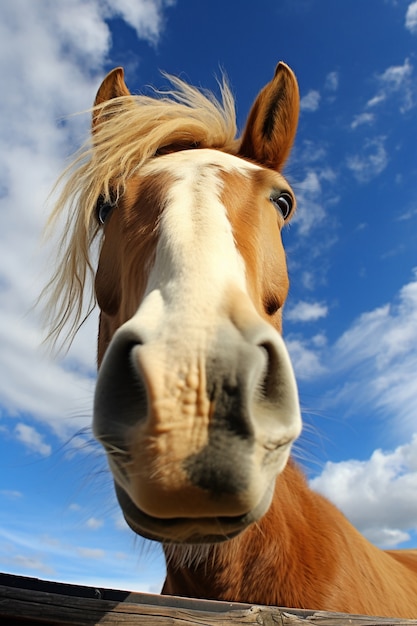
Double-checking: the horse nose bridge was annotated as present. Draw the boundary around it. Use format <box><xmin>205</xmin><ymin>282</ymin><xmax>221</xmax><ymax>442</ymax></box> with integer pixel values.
<box><xmin>125</xmin><ymin>313</ymin><xmax>275</xmax><ymax>409</ymax></box>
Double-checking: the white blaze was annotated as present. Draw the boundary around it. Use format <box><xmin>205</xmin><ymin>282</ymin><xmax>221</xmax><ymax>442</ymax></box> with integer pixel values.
<box><xmin>133</xmin><ymin>149</ymin><xmax>261</xmax><ymax>341</ymax></box>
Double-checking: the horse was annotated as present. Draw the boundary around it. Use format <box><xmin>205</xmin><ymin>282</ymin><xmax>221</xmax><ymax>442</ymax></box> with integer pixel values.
<box><xmin>44</xmin><ymin>62</ymin><xmax>417</xmax><ymax>618</ymax></box>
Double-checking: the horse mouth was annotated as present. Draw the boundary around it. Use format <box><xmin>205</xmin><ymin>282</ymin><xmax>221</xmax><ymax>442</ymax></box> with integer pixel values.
<box><xmin>114</xmin><ymin>482</ymin><xmax>272</xmax><ymax>544</ymax></box>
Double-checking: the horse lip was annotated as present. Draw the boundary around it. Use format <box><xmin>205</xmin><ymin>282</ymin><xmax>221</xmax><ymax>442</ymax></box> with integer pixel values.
<box><xmin>114</xmin><ymin>482</ymin><xmax>271</xmax><ymax>544</ymax></box>
<box><xmin>125</xmin><ymin>514</ymin><xmax>244</xmax><ymax>544</ymax></box>
<box><xmin>263</xmin><ymin>438</ymin><xmax>292</xmax><ymax>452</ymax></box>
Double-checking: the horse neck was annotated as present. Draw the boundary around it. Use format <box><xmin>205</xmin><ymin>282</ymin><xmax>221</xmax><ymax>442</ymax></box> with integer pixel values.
<box><xmin>163</xmin><ymin>460</ymin><xmax>339</xmax><ymax>606</ymax></box>
<box><xmin>163</xmin><ymin>461</ymin><xmax>417</xmax><ymax>617</ymax></box>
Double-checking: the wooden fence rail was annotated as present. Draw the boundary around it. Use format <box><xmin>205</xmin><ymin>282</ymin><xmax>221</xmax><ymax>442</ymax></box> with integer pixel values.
<box><xmin>1</xmin><ymin>573</ymin><xmax>416</xmax><ymax>626</ymax></box>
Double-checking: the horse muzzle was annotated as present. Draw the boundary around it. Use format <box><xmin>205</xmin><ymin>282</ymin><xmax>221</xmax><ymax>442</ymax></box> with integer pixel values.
<box><xmin>93</xmin><ymin>288</ymin><xmax>301</xmax><ymax>543</ymax></box>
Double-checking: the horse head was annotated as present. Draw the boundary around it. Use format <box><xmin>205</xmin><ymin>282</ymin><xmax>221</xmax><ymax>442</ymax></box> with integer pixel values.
<box><xmin>89</xmin><ymin>63</ymin><xmax>301</xmax><ymax>543</ymax></box>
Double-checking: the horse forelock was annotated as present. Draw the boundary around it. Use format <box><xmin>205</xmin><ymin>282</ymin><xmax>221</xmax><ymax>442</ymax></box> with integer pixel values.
<box><xmin>41</xmin><ymin>75</ymin><xmax>238</xmax><ymax>350</ymax></box>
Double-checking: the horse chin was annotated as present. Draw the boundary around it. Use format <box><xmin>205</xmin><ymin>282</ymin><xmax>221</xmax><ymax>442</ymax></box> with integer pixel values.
<box><xmin>114</xmin><ymin>482</ymin><xmax>273</xmax><ymax>544</ymax></box>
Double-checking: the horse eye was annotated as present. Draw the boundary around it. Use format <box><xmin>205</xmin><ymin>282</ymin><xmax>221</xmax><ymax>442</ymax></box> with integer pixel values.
<box><xmin>270</xmin><ymin>191</ymin><xmax>294</xmax><ymax>220</ymax></box>
<box><xmin>96</xmin><ymin>196</ymin><xmax>115</xmax><ymax>225</ymax></box>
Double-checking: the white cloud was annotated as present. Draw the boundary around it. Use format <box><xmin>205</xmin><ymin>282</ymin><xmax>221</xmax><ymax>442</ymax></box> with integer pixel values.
<box><xmin>327</xmin><ymin>271</ymin><xmax>417</xmax><ymax>436</ymax></box>
<box><xmin>311</xmin><ymin>332</ymin><xmax>327</xmax><ymax>348</ymax></box>
<box><xmin>406</xmin><ymin>1</ymin><xmax>417</xmax><ymax>34</ymax></box>
<box><xmin>46</xmin><ymin>1</ymin><xmax>111</xmax><ymax>68</ymax></box>
<box><xmin>103</xmin><ymin>0</ymin><xmax>175</xmax><ymax>44</ymax></box>
<box><xmin>366</xmin><ymin>93</ymin><xmax>386</xmax><ymax>108</ymax></box>
<box><xmin>0</xmin><ymin>1</ymin><xmax>171</xmax><ymax>443</ymax></box>
<box><xmin>287</xmin><ymin>162</ymin><xmax>339</xmax><ymax>296</ymax></box>
<box><xmin>397</xmin><ymin>204</ymin><xmax>417</xmax><ymax>221</ymax></box>
<box><xmin>292</xmin><ymin>171</ymin><xmax>326</xmax><ymax>236</ymax></box>
<box><xmin>298</xmin><ymin>139</ymin><xmax>327</xmax><ymax>164</ymax></box>
<box><xmin>300</xmin><ymin>89</ymin><xmax>321</xmax><ymax>112</ymax></box>
<box><xmin>366</xmin><ymin>527</ymin><xmax>410</xmax><ymax>548</ymax></box>
<box><xmin>6</xmin><ymin>554</ymin><xmax>54</xmax><ymax>575</ymax></box>
<box><xmin>76</xmin><ymin>548</ymin><xmax>106</xmax><ymax>559</ymax></box>
<box><xmin>0</xmin><ymin>309</ymin><xmax>96</xmax><ymax>439</ymax></box>
<box><xmin>0</xmin><ymin>490</ymin><xmax>23</xmax><ymax>499</ymax></box>
<box><xmin>311</xmin><ymin>434</ymin><xmax>417</xmax><ymax>547</ymax></box>
<box><xmin>325</xmin><ymin>71</ymin><xmax>339</xmax><ymax>92</ymax></box>
<box><xmin>346</xmin><ymin>136</ymin><xmax>388</xmax><ymax>183</ymax></box>
<box><xmin>0</xmin><ymin>520</ymin><xmax>164</xmax><ymax>592</ymax></box>
<box><xmin>286</xmin><ymin>300</ymin><xmax>328</xmax><ymax>323</ymax></box>
<box><xmin>86</xmin><ymin>517</ymin><xmax>104</xmax><ymax>530</ymax></box>
<box><xmin>285</xmin><ymin>270</ymin><xmax>417</xmax><ymax>440</ymax></box>
<box><xmin>366</xmin><ymin>58</ymin><xmax>415</xmax><ymax>113</ymax></box>
<box><xmin>351</xmin><ymin>112</ymin><xmax>375</xmax><ymax>129</ymax></box>
<box><xmin>318</xmin><ymin>167</ymin><xmax>337</xmax><ymax>183</ymax></box>
<box><xmin>77</xmin><ymin>547</ymin><xmax>105</xmax><ymax>559</ymax></box>
<box><xmin>379</xmin><ymin>58</ymin><xmax>413</xmax><ymax>89</ymax></box>
<box><xmin>300</xmin><ymin>271</ymin><xmax>316</xmax><ymax>291</ymax></box>
<box><xmin>286</xmin><ymin>337</ymin><xmax>326</xmax><ymax>381</ymax></box>
<box><xmin>14</xmin><ymin>423</ymin><xmax>51</xmax><ymax>456</ymax></box>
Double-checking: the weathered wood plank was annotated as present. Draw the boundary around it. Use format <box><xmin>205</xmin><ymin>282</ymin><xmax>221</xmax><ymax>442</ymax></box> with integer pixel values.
<box><xmin>0</xmin><ymin>574</ymin><xmax>416</xmax><ymax>626</ymax></box>
<box><xmin>0</xmin><ymin>583</ymin><xmax>270</xmax><ymax>626</ymax></box>
<box><xmin>282</xmin><ymin>611</ymin><xmax>417</xmax><ymax>626</ymax></box>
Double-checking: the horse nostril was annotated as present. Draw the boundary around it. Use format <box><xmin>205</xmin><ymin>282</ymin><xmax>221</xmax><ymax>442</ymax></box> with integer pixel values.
<box><xmin>264</xmin><ymin>296</ymin><xmax>281</xmax><ymax>316</ymax></box>
<box><xmin>94</xmin><ymin>333</ymin><xmax>148</xmax><ymax>446</ymax></box>
<box><xmin>257</xmin><ymin>336</ymin><xmax>295</xmax><ymax>409</ymax></box>
<box><xmin>258</xmin><ymin>341</ymin><xmax>277</xmax><ymax>397</ymax></box>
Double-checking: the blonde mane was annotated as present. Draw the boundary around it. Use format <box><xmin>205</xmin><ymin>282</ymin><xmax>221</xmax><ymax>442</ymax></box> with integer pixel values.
<box><xmin>41</xmin><ymin>74</ymin><xmax>238</xmax><ymax>349</ymax></box>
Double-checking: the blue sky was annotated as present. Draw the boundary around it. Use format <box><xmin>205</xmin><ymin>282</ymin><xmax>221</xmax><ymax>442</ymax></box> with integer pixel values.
<box><xmin>0</xmin><ymin>0</ymin><xmax>416</xmax><ymax>593</ymax></box>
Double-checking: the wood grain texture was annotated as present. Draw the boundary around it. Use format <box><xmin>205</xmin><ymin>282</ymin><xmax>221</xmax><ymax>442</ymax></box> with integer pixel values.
<box><xmin>0</xmin><ymin>574</ymin><xmax>416</xmax><ymax>626</ymax></box>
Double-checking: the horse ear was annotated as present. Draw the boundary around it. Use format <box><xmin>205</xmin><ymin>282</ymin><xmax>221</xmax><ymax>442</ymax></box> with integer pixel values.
<box><xmin>238</xmin><ymin>62</ymin><xmax>299</xmax><ymax>171</ymax></box>
<box><xmin>93</xmin><ymin>67</ymin><xmax>131</xmax><ymax>128</ymax></box>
